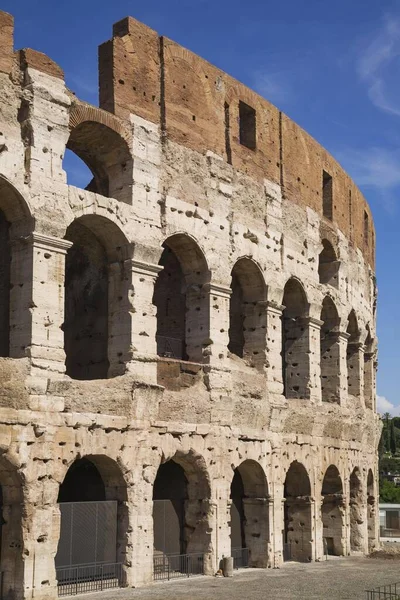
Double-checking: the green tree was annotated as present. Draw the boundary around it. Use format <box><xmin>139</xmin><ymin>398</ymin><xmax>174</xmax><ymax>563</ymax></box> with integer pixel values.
<box><xmin>380</xmin><ymin>479</ymin><xmax>400</xmax><ymax>503</ymax></box>
<box><xmin>391</xmin><ymin>420</ymin><xmax>398</xmax><ymax>455</ymax></box>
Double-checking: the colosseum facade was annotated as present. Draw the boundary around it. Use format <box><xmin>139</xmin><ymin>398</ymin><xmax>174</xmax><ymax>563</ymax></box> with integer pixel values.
<box><xmin>0</xmin><ymin>10</ymin><xmax>380</xmax><ymax>600</ymax></box>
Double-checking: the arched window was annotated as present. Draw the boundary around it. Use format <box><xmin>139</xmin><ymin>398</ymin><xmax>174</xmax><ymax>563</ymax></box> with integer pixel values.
<box><xmin>56</xmin><ymin>456</ymin><xmax>128</xmax><ymax>593</ymax></box>
<box><xmin>282</xmin><ymin>279</ymin><xmax>310</xmax><ymax>399</ymax></box>
<box><xmin>320</xmin><ymin>297</ymin><xmax>340</xmax><ymax>403</ymax></box>
<box><xmin>318</xmin><ymin>239</ymin><xmax>339</xmax><ymax>287</ymax></box>
<box><xmin>153</xmin><ymin>235</ymin><xmax>210</xmax><ymax>363</ymax></box>
<box><xmin>284</xmin><ymin>461</ymin><xmax>312</xmax><ymax>562</ymax></box>
<box><xmin>65</xmin><ymin>109</ymin><xmax>133</xmax><ymax>204</ymax></box>
<box><xmin>63</xmin><ymin>215</ymin><xmax>131</xmax><ymax>380</ymax></box>
<box><xmin>0</xmin><ymin>210</ymin><xmax>10</xmax><ymax>357</ymax></box>
<box><xmin>347</xmin><ymin>311</ymin><xmax>361</xmax><ymax>398</ymax></box>
<box><xmin>230</xmin><ymin>460</ymin><xmax>269</xmax><ymax>568</ymax></box>
<box><xmin>321</xmin><ymin>465</ymin><xmax>344</xmax><ymax>556</ymax></box>
<box><xmin>228</xmin><ymin>259</ymin><xmax>266</xmax><ymax>368</ymax></box>
<box><xmin>153</xmin><ymin>451</ymin><xmax>211</xmax><ymax>576</ymax></box>
<box><xmin>0</xmin><ymin>176</ymin><xmax>32</xmax><ymax>359</ymax></box>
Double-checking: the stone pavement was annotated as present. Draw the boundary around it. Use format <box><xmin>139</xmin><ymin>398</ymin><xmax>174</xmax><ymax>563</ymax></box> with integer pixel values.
<box><xmin>74</xmin><ymin>557</ymin><xmax>400</xmax><ymax>600</ymax></box>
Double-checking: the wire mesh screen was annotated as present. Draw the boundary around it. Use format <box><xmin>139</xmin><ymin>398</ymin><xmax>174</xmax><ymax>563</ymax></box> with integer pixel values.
<box><xmin>55</xmin><ymin>501</ymin><xmax>118</xmax><ymax>568</ymax></box>
<box><xmin>153</xmin><ymin>499</ymin><xmax>183</xmax><ymax>556</ymax></box>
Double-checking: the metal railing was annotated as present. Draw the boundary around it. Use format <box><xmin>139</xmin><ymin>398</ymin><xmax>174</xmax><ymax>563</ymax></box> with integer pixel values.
<box><xmin>366</xmin><ymin>582</ymin><xmax>400</xmax><ymax>599</ymax></box>
<box><xmin>156</xmin><ymin>336</ymin><xmax>185</xmax><ymax>359</ymax></box>
<box><xmin>153</xmin><ymin>553</ymin><xmax>204</xmax><ymax>581</ymax></box>
<box><xmin>56</xmin><ymin>562</ymin><xmax>123</xmax><ymax>597</ymax></box>
<box><xmin>231</xmin><ymin>547</ymin><xmax>249</xmax><ymax>569</ymax></box>
<box><xmin>380</xmin><ymin>526</ymin><xmax>400</xmax><ymax>538</ymax></box>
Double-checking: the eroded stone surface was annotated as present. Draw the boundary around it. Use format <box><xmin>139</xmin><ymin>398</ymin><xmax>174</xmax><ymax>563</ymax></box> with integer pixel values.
<box><xmin>0</xmin><ymin>10</ymin><xmax>380</xmax><ymax>600</ymax></box>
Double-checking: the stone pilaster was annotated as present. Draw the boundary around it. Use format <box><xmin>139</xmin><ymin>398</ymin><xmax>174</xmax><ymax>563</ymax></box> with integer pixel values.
<box><xmin>265</xmin><ymin>302</ymin><xmax>284</xmax><ymax>399</ymax></box>
<box><xmin>205</xmin><ymin>283</ymin><xmax>231</xmax><ymax>366</ymax></box>
<box><xmin>307</xmin><ymin>317</ymin><xmax>323</xmax><ymax>404</ymax></box>
<box><xmin>122</xmin><ymin>259</ymin><xmax>162</xmax><ymax>383</ymax></box>
<box><xmin>347</xmin><ymin>342</ymin><xmax>364</xmax><ymax>402</ymax></box>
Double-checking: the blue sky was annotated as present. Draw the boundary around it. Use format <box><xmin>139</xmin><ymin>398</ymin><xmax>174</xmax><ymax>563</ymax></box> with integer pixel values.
<box><xmin>5</xmin><ymin>0</ymin><xmax>400</xmax><ymax>414</ymax></box>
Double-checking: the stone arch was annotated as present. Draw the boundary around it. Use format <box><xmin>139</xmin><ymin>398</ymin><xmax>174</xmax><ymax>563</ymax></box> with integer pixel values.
<box><xmin>56</xmin><ymin>455</ymin><xmax>128</xmax><ymax>589</ymax></box>
<box><xmin>0</xmin><ymin>176</ymin><xmax>33</xmax><ymax>358</ymax></box>
<box><xmin>67</xmin><ymin>103</ymin><xmax>133</xmax><ymax>204</ymax></box>
<box><xmin>63</xmin><ymin>214</ymin><xmax>132</xmax><ymax>380</ymax></box>
<box><xmin>282</xmin><ymin>278</ymin><xmax>310</xmax><ymax>399</ymax></box>
<box><xmin>230</xmin><ymin>460</ymin><xmax>269</xmax><ymax>568</ymax></box>
<box><xmin>152</xmin><ymin>449</ymin><xmax>212</xmax><ymax>574</ymax></box>
<box><xmin>321</xmin><ymin>465</ymin><xmax>345</xmax><ymax>556</ymax></box>
<box><xmin>320</xmin><ymin>296</ymin><xmax>341</xmax><ymax>403</ymax></box>
<box><xmin>347</xmin><ymin>310</ymin><xmax>361</xmax><ymax>398</ymax></box>
<box><xmin>367</xmin><ymin>469</ymin><xmax>377</xmax><ymax>551</ymax></box>
<box><xmin>153</xmin><ymin>234</ymin><xmax>211</xmax><ymax>362</ymax></box>
<box><xmin>284</xmin><ymin>461</ymin><xmax>312</xmax><ymax>562</ymax></box>
<box><xmin>318</xmin><ymin>239</ymin><xmax>339</xmax><ymax>287</ymax></box>
<box><xmin>0</xmin><ymin>456</ymin><xmax>24</xmax><ymax>600</ymax></box>
<box><xmin>349</xmin><ymin>467</ymin><xmax>366</xmax><ymax>553</ymax></box>
<box><xmin>228</xmin><ymin>258</ymin><xmax>267</xmax><ymax>369</ymax></box>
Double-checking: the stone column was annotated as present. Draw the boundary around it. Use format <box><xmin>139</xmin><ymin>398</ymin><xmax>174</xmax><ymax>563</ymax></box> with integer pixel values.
<box><xmin>337</xmin><ymin>331</ymin><xmax>350</xmax><ymax>406</ymax></box>
<box><xmin>364</xmin><ymin>350</ymin><xmax>376</xmax><ymax>410</ymax></box>
<box><xmin>269</xmin><ymin>486</ymin><xmax>285</xmax><ymax>568</ymax></box>
<box><xmin>347</xmin><ymin>342</ymin><xmax>364</xmax><ymax>402</ymax></box>
<box><xmin>10</xmin><ymin>233</ymin><xmax>72</xmax><ymax>408</ymax></box>
<box><xmin>122</xmin><ymin>259</ymin><xmax>162</xmax><ymax>383</ymax></box>
<box><xmin>265</xmin><ymin>302</ymin><xmax>284</xmax><ymax>399</ymax></box>
<box><xmin>212</xmin><ymin>481</ymin><xmax>231</xmax><ymax>572</ymax></box>
<box><xmin>205</xmin><ymin>283</ymin><xmax>231</xmax><ymax>366</ymax></box>
<box><xmin>307</xmin><ymin>317</ymin><xmax>323</xmax><ymax>404</ymax></box>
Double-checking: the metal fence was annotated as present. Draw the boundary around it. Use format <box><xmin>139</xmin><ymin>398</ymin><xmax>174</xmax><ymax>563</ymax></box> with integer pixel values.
<box><xmin>366</xmin><ymin>582</ymin><xmax>400</xmax><ymax>599</ymax></box>
<box><xmin>231</xmin><ymin>547</ymin><xmax>249</xmax><ymax>569</ymax></box>
<box><xmin>56</xmin><ymin>562</ymin><xmax>123</xmax><ymax>597</ymax></box>
<box><xmin>156</xmin><ymin>336</ymin><xmax>185</xmax><ymax>359</ymax></box>
<box><xmin>153</xmin><ymin>553</ymin><xmax>204</xmax><ymax>581</ymax></box>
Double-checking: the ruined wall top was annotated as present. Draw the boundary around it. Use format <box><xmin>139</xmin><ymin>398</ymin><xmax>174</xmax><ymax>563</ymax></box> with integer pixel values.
<box><xmin>0</xmin><ymin>10</ymin><xmax>375</xmax><ymax>268</ymax></box>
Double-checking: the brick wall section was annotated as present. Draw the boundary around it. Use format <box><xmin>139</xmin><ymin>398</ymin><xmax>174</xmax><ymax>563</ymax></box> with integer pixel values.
<box><xmin>99</xmin><ymin>17</ymin><xmax>375</xmax><ymax>269</ymax></box>
<box><xmin>0</xmin><ymin>12</ymin><xmax>13</xmax><ymax>75</ymax></box>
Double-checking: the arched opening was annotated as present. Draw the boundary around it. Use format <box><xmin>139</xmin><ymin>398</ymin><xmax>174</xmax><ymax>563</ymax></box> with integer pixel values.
<box><xmin>230</xmin><ymin>460</ymin><xmax>269</xmax><ymax>568</ymax></box>
<box><xmin>0</xmin><ymin>176</ymin><xmax>32</xmax><ymax>359</ymax></box>
<box><xmin>349</xmin><ymin>467</ymin><xmax>366</xmax><ymax>553</ymax></box>
<box><xmin>228</xmin><ymin>259</ymin><xmax>267</xmax><ymax>369</ymax></box>
<box><xmin>284</xmin><ymin>461</ymin><xmax>312</xmax><ymax>562</ymax></box>
<box><xmin>153</xmin><ymin>235</ymin><xmax>210</xmax><ymax>363</ymax></box>
<box><xmin>318</xmin><ymin>240</ymin><xmax>339</xmax><ymax>287</ymax></box>
<box><xmin>0</xmin><ymin>210</ymin><xmax>10</xmax><ymax>357</ymax></box>
<box><xmin>364</xmin><ymin>326</ymin><xmax>374</xmax><ymax>410</ymax></box>
<box><xmin>153</xmin><ymin>461</ymin><xmax>187</xmax><ymax>557</ymax></box>
<box><xmin>56</xmin><ymin>456</ymin><xmax>128</xmax><ymax>593</ymax></box>
<box><xmin>367</xmin><ymin>469</ymin><xmax>377</xmax><ymax>551</ymax></box>
<box><xmin>0</xmin><ymin>459</ymin><xmax>24</xmax><ymax>600</ymax></box>
<box><xmin>65</xmin><ymin>119</ymin><xmax>133</xmax><ymax>204</ymax></box>
<box><xmin>320</xmin><ymin>297</ymin><xmax>340</xmax><ymax>403</ymax></box>
<box><xmin>347</xmin><ymin>311</ymin><xmax>361</xmax><ymax>398</ymax></box>
<box><xmin>63</xmin><ymin>148</ymin><xmax>93</xmax><ymax>189</ymax></box>
<box><xmin>63</xmin><ymin>215</ymin><xmax>131</xmax><ymax>380</ymax></box>
<box><xmin>321</xmin><ymin>465</ymin><xmax>344</xmax><ymax>556</ymax></box>
<box><xmin>282</xmin><ymin>279</ymin><xmax>310</xmax><ymax>399</ymax></box>
<box><xmin>152</xmin><ymin>453</ymin><xmax>211</xmax><ymax>578</ymax></box>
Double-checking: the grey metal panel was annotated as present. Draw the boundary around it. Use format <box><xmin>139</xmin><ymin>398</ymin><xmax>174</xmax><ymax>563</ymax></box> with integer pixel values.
<box><xmin>55</xmin><ymin>501</ymin><xmax>117</xmax><ymax>568</ymax></box>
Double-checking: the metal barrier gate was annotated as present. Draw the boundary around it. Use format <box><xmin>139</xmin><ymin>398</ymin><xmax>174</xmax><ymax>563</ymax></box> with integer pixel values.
<box><xmin>366</xmin><ymin>581</ymin><xmax>400</xmax><ymax>599</ymax></box>
<box><xmin>55</xmin><ymin>501</ymin><xmax>122</xmax><ymax>596</ymax></box>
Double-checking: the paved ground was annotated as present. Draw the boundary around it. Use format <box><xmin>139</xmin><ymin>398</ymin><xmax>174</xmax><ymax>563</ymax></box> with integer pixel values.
<box><xmin>74</xmin><ymin>557</ymin><xmax>400</xmax><ymax>600</ymax></box>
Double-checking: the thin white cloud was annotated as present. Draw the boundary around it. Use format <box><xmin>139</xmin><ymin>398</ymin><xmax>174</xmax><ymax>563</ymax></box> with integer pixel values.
<box><xmin>358</xmin><ymin>14</ymin><xmax>400</xmax><ymax>115</ymax></box>
<box><xmin>253</xmin><ymin>72</ymin><xmax>290</xmax><ymax>105</ymax></box>
<box><xmin>377</xmin><ymin>394</ymin><xmax>400</xmax><ymax>416</ymax></box>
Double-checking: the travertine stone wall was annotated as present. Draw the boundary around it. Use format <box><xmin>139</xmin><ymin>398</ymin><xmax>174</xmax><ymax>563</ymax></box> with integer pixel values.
<box><xmin>0</xmin><ymin>10</ymin><xmax>380</xmax><ymax>600</ymax></box>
